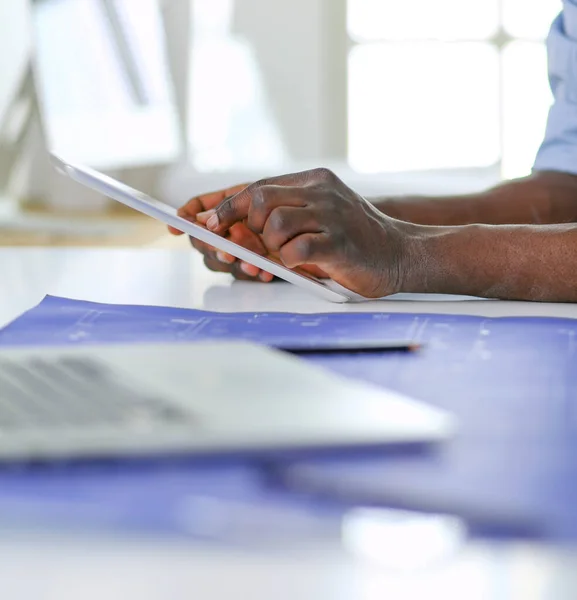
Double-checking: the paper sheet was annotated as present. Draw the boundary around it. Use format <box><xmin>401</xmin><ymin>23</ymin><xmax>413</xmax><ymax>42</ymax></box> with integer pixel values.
<box><xmin>3</xmin><ymin>295</ymin><xmax>577</xmax><ymax>540</ymax></box>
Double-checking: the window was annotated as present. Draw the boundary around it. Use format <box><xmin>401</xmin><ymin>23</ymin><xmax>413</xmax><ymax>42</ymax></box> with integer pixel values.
<box><xmin>189</xmin><ymin>0</ymin><xmax>287</xmax><ymax>171</ymax></box>
<box><xmin>347</xmin><ymin>0</ymin><xmax>562</xmax><ymax>179</ymax></box>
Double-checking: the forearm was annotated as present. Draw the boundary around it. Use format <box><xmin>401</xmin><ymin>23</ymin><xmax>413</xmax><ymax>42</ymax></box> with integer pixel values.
<box><xmin>373</xmin><ymin>171</ymin><xmax>577</xmax><ymax>226</ymax></box>
<box><xmin>402</xmin><ymin>222</ymin><xmax>577</xmax><ymax>302</ymax></box>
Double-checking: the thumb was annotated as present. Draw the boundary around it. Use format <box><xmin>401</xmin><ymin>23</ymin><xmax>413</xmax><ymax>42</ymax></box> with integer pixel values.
<box><xmin>205</xmin><ymin>189</ymin><xmax>252</xmax><ymax>233</ymax></box>
<box><xmin>206</xmin><ymin>172</ymin><xmax>308</xmax><ymax>232</ymax></box>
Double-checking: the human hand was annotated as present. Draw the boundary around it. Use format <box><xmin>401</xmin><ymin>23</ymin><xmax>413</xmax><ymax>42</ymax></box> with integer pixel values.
<box><xmin>198</xmin><ymin>168</ymin><xmax>410</xmax><ymax>298</ymax></box>
<box><xmin>168</xmin><ymin>183</ymin><xmax>326</xmax><ymax>282</ymax></box>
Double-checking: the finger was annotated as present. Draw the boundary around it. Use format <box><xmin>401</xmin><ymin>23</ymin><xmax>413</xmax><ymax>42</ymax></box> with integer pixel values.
<box><xmin>228</xmin><ymin>223</ymin><xmax>267</xmax><ymax>254</ymax></box>
<box><xmin>191</xmin><ymin>237</ymin><xmax>236</xmax><ymax>266</ymax></box>
<box><xmin>239</xmin><ymin>262</ymin><xmax>260</xmax><ymax>278</ymax></box>
<box><xmin>203</xmin><ymin>255</ymin><xmax>237</xmax><ymax>274</ymax></box>
<box><xmin>234</xmin><ymin>262</ymin><xmax>274</xmax><ymax>283</ymax></box>
<box><xmin>228</xmin><ymin>223</ymin><xmax>268</xmax><ymax>277</ymax></box>
<box><xmin>170</xmin><ymin>198</ymin><xmax>214</xmax><ymax>236</ymax></box>
<box><xmin>191</xmin><ymin>222</ymin><xmax>268</xmax><ymax>270</ymax></box>
<box><xmin>207</xmin><ymin>171</ymin><xmax>321</xmax><ymax>233</ymax></box>
<box><xmin>279</xmin><ymin>233</ymin><xmax>331</xmax><ymax>269</ymax></box>
<box><xmin>189</xmin><ymin>236</ymin><xmax>219</xmax><ymax>258</ymax></box>
<box><xmin>203</xmin><ymin>255</ymin><xmax>264</xmax><ymax>283</ymax></box>
<box><xmin>205</xmin><ymin>255</ymin><xmax>270</xmax><ymax>282</ymax></box>
<box><xmin>194</xmin><ymin>215</ymin><xmax>266</xmax><ymax>266</ymax></box>
<box><xmin>261</xmin><ymin>207</ymin><xmax>322</xmax><ymax>252</ymax></box>
<box><xmin>192</xmin><ymin>220</ymin><xmax>264</xmax><ymax>263</ymax></box>
<box><xmin>247</xmin><ymin>186</ymin><xmax>313</xmax><ymax>234</ymax></box>
<box><xmin>171</xmin><ymin>197</ymin><xmax>204</xmax><ymax>237</ymax></box>
<box><xmin>213</xmin><ymin>223</ymin><xmax>267</xmax><ymax>267</ymax></box>
<box><xmin>230</xmin><ymin>260</ymin><xmax>262</xmax><ymax>281</ymax></box>
<box><xmin>170</xmin><ymin>196</ymin><xmax>216</xmax><ymax>236</ymax></box>
<box><xmin>217</xmin><ymin>251</ymin><xmax>236</xmax><ymax>264</ymax></box>
<box><xmin>196</xmin><ymin>210</ymin><xmax>217</xmax><ymax>226</ymax></box>
<box><xmin>259</xmin><ymin>271</ymin><xmax>275</xmax><ymax>283</ymax></box>
<box><xmin>198</xmin><ymin>236</ymin><xmax>265</xmax><ymax>278</ymax></box>
<box><xmin>168</xmin><ymin>225</ymin><xmax>185</xmax><ymax>236</ymax></box>
<box><xmin>177</xmin><ymin>183</ymin><xmax>250</xmax><ymax>223</ymax></box>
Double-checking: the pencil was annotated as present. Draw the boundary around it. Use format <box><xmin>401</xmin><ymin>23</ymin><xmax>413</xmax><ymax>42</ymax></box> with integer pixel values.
<box><xmin>278</xmin><ymin>341</ymin><xmax>421</xmax><ymax>354</ymax></box>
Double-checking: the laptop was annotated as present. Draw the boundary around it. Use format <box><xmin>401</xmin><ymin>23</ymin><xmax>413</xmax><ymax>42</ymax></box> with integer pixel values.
<box><xmin>0</xmin><ymin>342</ymin><xmax>455</xmax><ymax>461</ymax></box>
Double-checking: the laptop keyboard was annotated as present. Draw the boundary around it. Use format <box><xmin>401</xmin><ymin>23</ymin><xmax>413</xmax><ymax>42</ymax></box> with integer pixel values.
<box><xmin>0</xmin><ymin>356</ymin><xmax>190</xmax><ymax>430</ymax></box>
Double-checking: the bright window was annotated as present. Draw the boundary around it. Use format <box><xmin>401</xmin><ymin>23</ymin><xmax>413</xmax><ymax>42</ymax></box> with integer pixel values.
<box><xmin>348</xmin><ymin>0</ymin><xmax>561</xmax><ymax>179</ymax></box>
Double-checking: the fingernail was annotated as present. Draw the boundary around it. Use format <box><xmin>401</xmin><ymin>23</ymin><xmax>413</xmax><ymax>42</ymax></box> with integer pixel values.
<box><xmin>241</xmin><ymin>262</ymin><xmax>257</xmax><ymax>276</ymax></box>
<box><xmin>206</xmin><ymin>214</ymin><xmax>219</xmax><ymax>231</ymax></box>
<box><xmin>259</xmin><ymin>272</ymin><xmax>272</xmax><ymax>282</ymax></box>
<box><xmin>216</xmin><ymin>251</ymin><xmax>234</xmax><ymax>264</ymax></box>
<box><xmin>196</xmin><ymin>209</ymin><xmax>214</xmax><ymax>223</ymax></box>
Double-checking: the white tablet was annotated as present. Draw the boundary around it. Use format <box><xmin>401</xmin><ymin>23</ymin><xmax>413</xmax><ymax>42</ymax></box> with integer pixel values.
<box><xmin>51</xmin><ymin>154</ymin><xmax>356</xmax><ymax>303</ymax></box>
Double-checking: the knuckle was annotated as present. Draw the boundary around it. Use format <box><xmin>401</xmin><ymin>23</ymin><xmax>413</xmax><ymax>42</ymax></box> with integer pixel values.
<box><xmin>312</xmin><ymin>167</ymin><xmax>335</xmax><ymax>182</ymax></box>
<box><xmin>250</xmin><ymin>178</ymin><xmax>274</xmax><ymax>195</ymax></box>
<box><xmin>268</xmin><ymin>208</ymin><xmax>288</xmax><ymax>232</ymax></box>
<box><xmin>293</xmin><ymin>236</ymin><xmax>315</xmax><ymax>262</ymax></box>
<box><xmin>328</xmin><ymin>227</ymin><xmax>346</xmax><ymax>246</ymax></box>
<box><xmin>247</xmin><ymin>187</ymin><xmax>274</xmax><ymax>233</ymax></box>
<box><xmin>218</xmin><ymin>198</ymin><xmax>235</xmax><ymax>219</ymax></box>
<box><xmin>231</xmin><ymin>263</ymin><xmax>253</xmax><ymax>281</ymax></box>
<box><xmin>251</xmin><ymin>185</ymin><xmax>268</xmax><ymax>210</ymax></box>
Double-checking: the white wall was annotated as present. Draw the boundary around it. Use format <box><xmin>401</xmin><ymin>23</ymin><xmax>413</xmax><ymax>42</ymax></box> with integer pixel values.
<box><xmin>233</xmin><ymin>0</ymin><xmax>347</xmax><ymax>162</ymax></box>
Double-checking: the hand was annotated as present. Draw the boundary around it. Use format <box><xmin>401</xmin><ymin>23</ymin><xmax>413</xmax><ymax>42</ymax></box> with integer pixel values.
<box><xmin>168</xmin><ymin>183</ymin><xmax>272</xmax><ymax>281</ymax></box>
<box><xmin>168</xmin><ymin>183</ymin><xmax>327</xmax><ymax>282</ymax></box>
<box><xmin>200</xmin><ymin>168</ymin><xmax>410</xmax><ymax>298</ymax></box>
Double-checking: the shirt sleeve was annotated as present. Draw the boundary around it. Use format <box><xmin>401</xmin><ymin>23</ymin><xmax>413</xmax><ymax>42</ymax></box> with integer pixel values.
<box><xmin>533</xmin><ymin>1</ymin><xmax>577</xmax><ymax>174</ymax></box>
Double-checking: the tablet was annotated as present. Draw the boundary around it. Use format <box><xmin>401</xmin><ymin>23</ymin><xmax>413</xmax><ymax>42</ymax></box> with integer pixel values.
<box><xmin>51</xmin><ymin>154</ymin><xmax>355</xmax><ymax>303</ymax></box>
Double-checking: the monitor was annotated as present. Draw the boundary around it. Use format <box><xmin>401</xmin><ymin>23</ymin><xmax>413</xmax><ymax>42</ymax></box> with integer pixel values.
<box><xmin>0</xmin><ymin>1</ymin><xmax>31</xmax><ymax>130</ymax></box>
<box><xmin>32</xmin><ymin>0</ymin><xmax>182</xmax><ymax>170</ymax></box>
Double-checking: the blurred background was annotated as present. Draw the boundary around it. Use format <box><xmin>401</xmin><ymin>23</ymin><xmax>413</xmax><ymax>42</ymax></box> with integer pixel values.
<box><xmin>0</xmin><ymin>0</ymin><xmax>562</xmax><ymax>246</ymax></box>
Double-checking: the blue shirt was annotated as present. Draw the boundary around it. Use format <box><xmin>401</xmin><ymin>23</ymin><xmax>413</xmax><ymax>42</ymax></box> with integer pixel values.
<box><xmin>534</xmin><ymin>1</ymin><xmax>577</xmax><ymax>173</ymax></box>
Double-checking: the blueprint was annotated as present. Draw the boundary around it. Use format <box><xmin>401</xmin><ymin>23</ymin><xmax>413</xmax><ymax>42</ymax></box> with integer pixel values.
<box><xmin>3</xmin><ymin>295</ymin><xmax>577</xmax><ymax>541</ymax></box>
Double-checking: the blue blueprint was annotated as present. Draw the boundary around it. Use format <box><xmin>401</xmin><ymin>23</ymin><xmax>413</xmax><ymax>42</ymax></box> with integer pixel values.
<box><xmin>2</xmin><ymin>295</ymin><xmax>577</xmax><ymax>541</ymax></box>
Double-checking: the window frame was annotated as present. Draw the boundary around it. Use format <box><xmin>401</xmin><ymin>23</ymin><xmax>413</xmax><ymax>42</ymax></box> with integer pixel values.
<box><xmin>341</xmin><ymin>0</ymin><xmax>556</xmax><ymax>181</ymax></box>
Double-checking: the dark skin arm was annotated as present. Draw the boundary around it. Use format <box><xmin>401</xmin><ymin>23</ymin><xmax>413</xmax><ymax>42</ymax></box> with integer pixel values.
<box><xmin>169</xmin><ymin>171</ymin><xmax>577</xmax><ymax>284</ymax></box>
<box><xmin>374</xmin><ymin>170</ymin><xmax>577</xmax><ymax>226</ymax></box>
<box><xmin>181</xmin><ymin>168</ymin><xmax>577</xmax><ymax>302</ymax></box>
<box><xmin>403</xmin><ymin>221</ymin><xmax>577</xmax><ymax>301</ymax></box>
<box><xmin>376</xmin><ymin>170</ymin><xmax>577</xmax><ymax>300</ymax></box>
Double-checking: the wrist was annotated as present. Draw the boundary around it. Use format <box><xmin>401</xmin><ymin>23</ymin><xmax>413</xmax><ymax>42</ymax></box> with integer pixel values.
<box><xmin>370</xmin><ymin>196</ymin><xmax>403</xmax><ymax>219</ymax></box>
<box><xmin>384</xmin><ymin>218</ymin><xmax>431</xmax><ymax>295</ymax></box>
<box><xmin>394</xmin><ymin>223</ymin><xmax>458</xmax><ymax>295</ymax></box>
<box><xmin>399</xmin><ymin>223</ymin><xmax>501</xmax><ymax>296</ymax></box>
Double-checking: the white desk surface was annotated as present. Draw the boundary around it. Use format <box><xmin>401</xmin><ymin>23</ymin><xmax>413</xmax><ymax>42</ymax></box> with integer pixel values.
<box><xmin>1</xmin><ymin>247</ymin><xmax>576</xmax><ymax>600</ymax></box>
<box><xmin>3</xmin><ymin>247</ymin><xmax>577</xmax><ymax>328</ymax></box>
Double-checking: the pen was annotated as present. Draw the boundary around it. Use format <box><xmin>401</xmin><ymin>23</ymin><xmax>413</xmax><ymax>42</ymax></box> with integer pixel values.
<box><xmin>277</xmin><ymin>341</ymin><xmax>421</xmax><ymax>354</ymax></box>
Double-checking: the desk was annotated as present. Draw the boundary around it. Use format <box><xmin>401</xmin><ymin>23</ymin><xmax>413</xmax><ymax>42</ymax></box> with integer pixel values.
<box><xmin>4</xmin><ymin>247</ymin><xmax>577</xmax><ymax>328</ymax></box>
<box><xmin>1</xmin><ymin>247</ymin><xmax>577</xmax><ymax>600</ymax></box>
